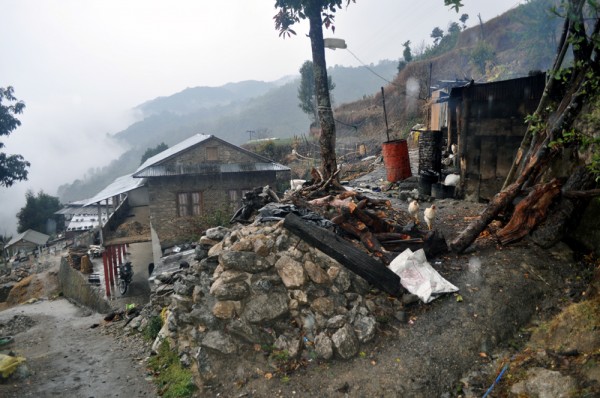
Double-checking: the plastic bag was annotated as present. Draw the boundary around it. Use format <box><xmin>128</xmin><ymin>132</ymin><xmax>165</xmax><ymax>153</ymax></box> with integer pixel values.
<box><xmin>389</xmin><ymin>248</ymin><xmax>459</xmax><ymax>303</ymax></box>
<box><xmin>0</xmin><ymin>354</ymin><xmax>26</xmax><ymax>378</ymax></box>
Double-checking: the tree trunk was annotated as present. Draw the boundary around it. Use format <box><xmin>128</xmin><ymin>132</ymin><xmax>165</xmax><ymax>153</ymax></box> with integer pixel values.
<box><xmin>307</xmin><ymin>5</ymin><xmax>338</xmax><ymax>180</ymax></box>
<box><xmin>495</xmin><ymin>179</ymin><xmax>562</xmax><ymax>245</ymax></box>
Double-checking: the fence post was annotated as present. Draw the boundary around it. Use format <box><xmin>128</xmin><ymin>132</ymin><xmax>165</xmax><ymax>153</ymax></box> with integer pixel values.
<box><xmin>102</xmin><ymin>251</ymin><xmax>111</xmax><ymax>298</ymax></box>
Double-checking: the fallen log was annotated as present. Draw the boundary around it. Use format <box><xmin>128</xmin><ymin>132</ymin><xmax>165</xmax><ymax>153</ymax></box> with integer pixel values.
<box><xmin>283</xmin><ymin>213</ymin><xmax>403</xmax><ymax>297</ymax></box>
<box><xmin>496</xmin><ymin>179</ymin><xmax>562</xmax><ymax>245</ymax></box>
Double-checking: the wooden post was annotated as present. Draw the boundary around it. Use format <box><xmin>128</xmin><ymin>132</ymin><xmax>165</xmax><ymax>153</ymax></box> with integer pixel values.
<box><xmin>112</xmin><ymin>246</ymin><xmax>119</xmax><ymax>284</ymax></box>
<box><xmin>102</xmin><ymin>251</ymin><xmax>111</xmax><ymax>298</ymax></box>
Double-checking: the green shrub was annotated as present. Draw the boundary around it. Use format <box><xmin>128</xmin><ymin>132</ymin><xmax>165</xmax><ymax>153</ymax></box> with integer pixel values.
<box><xmin>148</xmin><ymin>340</ymin><xmax>197</xmax><ymax>398</ymax></box>
<box><xmin>143</xmin><ymin>316</ymin><xmax>163</xmax><ymax>341</ymax></box>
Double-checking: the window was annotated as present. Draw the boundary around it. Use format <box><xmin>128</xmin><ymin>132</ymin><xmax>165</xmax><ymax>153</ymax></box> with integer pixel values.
<box><xmin>177</xmin><ymin>192</ymin><xmax>203</xmax><ymax>217</ymax></box>
<box><xmin>206</xmin><ymin>147</ymin><xmax>218</xmax><ymax>161</ymax></box>
<box><xmin>228</xmin><ymin>189</ymin><xmax>251</xmax><ymax>209</ymax></box>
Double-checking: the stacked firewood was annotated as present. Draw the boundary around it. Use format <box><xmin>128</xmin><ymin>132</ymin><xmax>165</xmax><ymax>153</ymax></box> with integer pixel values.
<box><xmin>290</xmin><ymin>189</ymin><xmax>446</xmax><ymax>264</ymax></box>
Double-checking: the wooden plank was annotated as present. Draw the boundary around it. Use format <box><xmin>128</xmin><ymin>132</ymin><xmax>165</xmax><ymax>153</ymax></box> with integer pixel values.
<box><xmin>283</xmin><ymin>213</ymin><xmax>403</xmax><ymax>297</ymax></box>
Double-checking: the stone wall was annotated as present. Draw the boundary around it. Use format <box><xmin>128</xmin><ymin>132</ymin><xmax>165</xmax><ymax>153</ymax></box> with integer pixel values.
<box><xmin>138</xmin><ymin>222</ymin><xmax>406</xmax><ymax>385</ymax></box>
<box><xmin>58</xmin><ymin>257</ymin><xmax>111</xmax><ymax>314</ymax></box>
<box><xmin>148</xmin><ymin>172</ymin><xmax>280</xmax><ymax>248</ymax></box>
<box><xmin>163</xmin><ymin>137</ymin><xmax>257</xmax><ymax>167</ymax></box>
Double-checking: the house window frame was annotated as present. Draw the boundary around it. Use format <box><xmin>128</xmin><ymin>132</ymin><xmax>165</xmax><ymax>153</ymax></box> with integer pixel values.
<box><xmin>176</xmin><ymin>191</ymin><xmax>203</xmax><ymax>217</ymax></box>
<box><xmin>206</xmin><ymin>146</ymin><xmax>219</xmax><ymax>161</ymax></box>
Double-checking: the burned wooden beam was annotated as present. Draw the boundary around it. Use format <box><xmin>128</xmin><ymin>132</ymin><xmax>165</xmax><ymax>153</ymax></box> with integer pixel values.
<box><xmin>283</xmin><ymin>213</ymin><xmax>403</xmax><ymax>297</ymax></box>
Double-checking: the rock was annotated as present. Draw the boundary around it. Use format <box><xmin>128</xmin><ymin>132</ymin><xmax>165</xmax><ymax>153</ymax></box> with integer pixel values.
<box><xmin>326</xmin><ymin>315</ymin><xmax>346</xmax><ymax>329</ymax></box>
<box><xmin>332</xmin><ymin>267</ymin><xmax>352</xmax><ymax>293</ymax></box>
<box><xmin>190</xmin><ymin>307</ymin><xmax>219</xmax><ymax>328</ymax></box>
<box><xmin>219</xmin><ymin>251</ymin><xmax>272</xmax><ymax>273</ymax></box>
<box><xmin>231</xmin><ymin>239</ymin><xmax>254</xmax><ymax>252</ymax></box>
<box><xmin>242</xmin><ymin>292</ymin><xmax>288</xmax><ymax>324</ymax></box>
<box><xmin>274</xmin><ymin>334</ymin><xmax>302</xmax><ymax>358</ymax></box>
<box><xmin>210</xmin><ymin>281</ymin><xmax>250</xmax><ymax>301</ymax></box>
<box><xmin>218</xmin><ymin>270</ymin><xmax>250</xmax><ymax>284</ymax></box>
<box><xmin>228</xmin><ymin>319</ymin><xmax>274</xmax><ymax>345</ymax></box>
<box><xmin>199</xmin><ymin>236</ymin><xmax>219</xmax><ymax>248</ymax></box>
<box><xmin>212</xmin><ymin>301</ymin><xmax>242</xmax><ymax>319</ymax></box>
<box><xmin>304</xmin><ymin>261</ymin><xmax>330</xmax><ymax>284</ymax></box>
<box><xmin>252</xmin><ymin>236</ymin><xmax>274</xmax><ymax>257</ymax></box>
<box><xmin>332</xmin><ymin>324</ymin><xmax>359</xmax><ymax>359</ymax></box>
<box><xmin>314</xmin><ymin>333</ymin><xmax>333</xmax><ymax>360</ymax></box>
<box><xmin>353</xmin><ymin>315</ymin><xmax>377</xmax><ymax>343</ymax></box>
<box><xmin>201</xmin><ymin>330</ymin><xmax>238</xmax><ymax>355</ymax></box>
<box><xmin>205</xmin><ymin>226</ymin><xmax>230</xmax><ymax>241</ymax></box>
<box><xmin>510</xmin><ymin>367</ymin><xmax>576</xmax><ymax>398</ymax></box>
<box><xmin>207</xmin><ymin>241</ymin><xmax>224</xmax><ymax>257</ymax></box>
<box><xmin>311</xmin><ymin>297</ymin><xmax>335</xmax><ymax>317</ymax></box>
<box><xmin>274</xmin><ymin>255</ymin><xmax>306</xmax><ymax>288</ymax></box>
<box><xmin>173</xmin><ymin>281</ymin><xmax>193</xmax><ymax>296</ymax></box>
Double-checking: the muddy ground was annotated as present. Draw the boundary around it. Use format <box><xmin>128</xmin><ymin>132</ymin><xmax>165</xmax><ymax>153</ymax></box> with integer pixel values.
<box><xmin>0</xmin><ymin>161</ymin><xmax>598</xmax><ymax>397</ymax></box>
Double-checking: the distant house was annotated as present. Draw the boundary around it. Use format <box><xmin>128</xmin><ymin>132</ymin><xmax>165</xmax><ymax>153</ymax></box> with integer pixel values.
<box><xmin>3</xmin><ymin>229</ymin><xmax>49</xmax><ymax>258</ymax></box>
<box><xmin>132</xmin><ymin>134</ymin><xmax>290</xmax><ymax>249</ymax></box>
<box><xmin>426</xmin><ymin>73</ymin><xmax>546</xmax><ymax>200</ymax></box>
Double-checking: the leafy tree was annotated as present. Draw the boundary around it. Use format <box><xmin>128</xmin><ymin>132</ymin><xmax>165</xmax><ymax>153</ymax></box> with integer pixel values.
<box><xmin>397</xmin><ymin>60</ymin><xmax>407</xmax><ymax>73</ymax></box>
<box><xmin>298</xmin><ymin>60</ymin><xmax>335</xmax><ymax>126</ymax></box>
<box><xmin>0</xmin><ymin>87</ymin><xmax>30</xmax><ymax>187</ymax></box>
<box><xmin>448</xmin><ymin>21</ymin><xmax>461</xmax><ymax>36</ymax></box>
<box><xmin>469</xmin><ymin>40</ymin><xmax>495</xmax><ymax>75</ymax></box>
<box><xmin>459</xmin><ymin>13</ymin><xmax>469</xmax><ymax>29</ymax></box>
<box><xmin>431</xmin><ymin>27</ymin><xmax>444</xmax><ymax>45</ymax></box>
<box><xmin>402</xmin><ymin>40</ymin><xmax>413</xmax><ymax>62</ymax></box>
<box><xmin>16</xmin><ymin>190</ymin><xmax>63</xmax><ymax>234</ymax></box>
<box><xmin>274</xmin><ymin>0</ymin><xmax>356</xmax><ymax>180</ymax></box>
<box><xmin>140</xmin><ymin>142</ymin><xmax>168</xmax><ymax>165</ymax></box>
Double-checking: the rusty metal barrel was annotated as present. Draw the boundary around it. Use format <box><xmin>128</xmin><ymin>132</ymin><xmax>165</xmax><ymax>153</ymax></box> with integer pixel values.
<box><xmin>382</xmin><ymin>139</ymin><xmax>412</xmax><ymax>182</ymax></box>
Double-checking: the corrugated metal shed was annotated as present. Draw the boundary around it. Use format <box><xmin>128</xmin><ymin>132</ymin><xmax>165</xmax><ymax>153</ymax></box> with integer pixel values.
<box><xmin>133</xmin><ymin>133</ymin><xmax>290</xmax><ymax>178</ymax></box>
<box><xmin>83</xmin><ymin>173</ymin><xmax>146</xmax><ymax>207</ymax></box>
<box><xmin>5</xmin><ymin>229</ymin><xmax>50</xmax><ymax>248</ymax></box>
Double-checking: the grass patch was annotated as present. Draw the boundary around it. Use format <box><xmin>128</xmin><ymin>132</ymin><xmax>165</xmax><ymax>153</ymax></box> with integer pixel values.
<box><xmin>148</xmin><ymin>340</ymin><xmax>197</xmax><ymax>398</ymax></box>
<box><xmin>143</xmin><ymin>315</ymin><xmax>163</xmax><ymax>341</ymax></box>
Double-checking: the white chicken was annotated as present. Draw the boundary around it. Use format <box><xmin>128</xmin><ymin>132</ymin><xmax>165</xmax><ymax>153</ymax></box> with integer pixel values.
<box><xmin>408</xmin><ymin>200</ymin><xmax>420</xmax><ymax>224</ymax></box>
<box><xmin>424</xmin><ymin>204</ymin><xmax>437</xmax><ymax>231</ymax></box>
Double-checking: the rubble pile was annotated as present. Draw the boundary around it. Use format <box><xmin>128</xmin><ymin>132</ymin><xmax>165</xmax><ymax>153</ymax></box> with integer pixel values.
<box><xmin>113</xmin><ymin>220</ymin><xmax>150</xmax><ymax>238</ymax></box>
<box><xmin>130</xmin><ymin>222</ymin><xmax>408</xmax><ymax>385</ymax></box>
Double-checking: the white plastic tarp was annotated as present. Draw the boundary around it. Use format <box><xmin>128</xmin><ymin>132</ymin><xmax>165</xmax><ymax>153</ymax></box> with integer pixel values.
<box><xmin>389</xmin><ymin>248</ymin><xmax>459</xmax><ymax>303</ymax></box>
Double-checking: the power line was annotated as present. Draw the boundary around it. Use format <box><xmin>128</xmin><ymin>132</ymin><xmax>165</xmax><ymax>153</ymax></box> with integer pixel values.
<box><xmin>344</xmin><ymin>48</ymin><xmax>399</xmax><ymax>87</ymax></box>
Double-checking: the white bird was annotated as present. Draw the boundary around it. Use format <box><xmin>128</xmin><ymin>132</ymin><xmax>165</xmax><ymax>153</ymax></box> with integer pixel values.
<box><xmin>408</xmin><ymin>200</ymin><xmax>420</xmax><ymax>224</ymax></box>
<box><xmin>451</xmin><ymin>144</ymin><xmax>458</xmax><ymax>155</ymax></box>
<box><xmin>424</xmin><ymin>205</ymin><xmax>437</xmax><ymax>231</ymax></box>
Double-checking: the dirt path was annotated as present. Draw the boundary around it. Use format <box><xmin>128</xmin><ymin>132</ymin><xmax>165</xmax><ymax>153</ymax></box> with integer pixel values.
<box><xmin>0</xmin><ymin>298</ymin><xmax>157</xmax><ymax>398</ymax></box>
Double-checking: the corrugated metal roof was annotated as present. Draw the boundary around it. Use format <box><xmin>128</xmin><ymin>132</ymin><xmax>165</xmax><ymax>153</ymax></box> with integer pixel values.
<box><xmin>134</xmin><ymin>162</ymin><xmax>290</xmax><ymax>178</ymax></box>
<box><xmin>135</xmin><ymin>133</ymin><xmax>212</xmax><ymax>174</ymax></box>
<box><xmin>133</xmin><ymin>133</ymin><xmax>290</xmax><ymax>178</ymax></box>
<box><xmin>66</xmin><ymin>213</ymin><xmax>109</xmax><ymax>232</ymax></box>
<box><xmin>83</xmin><ymin>173</ymin><xmax>146</xmax><ymax>207</ymax></box>
<box><xmin>5</xmin><ymin>229</ymin><xmax>50</xmax><ymax>248</ymax></box>
<box><xmin>55</xmin><ymin>204</ymin><xmax>110</xmax><ymax>216</ymax></box>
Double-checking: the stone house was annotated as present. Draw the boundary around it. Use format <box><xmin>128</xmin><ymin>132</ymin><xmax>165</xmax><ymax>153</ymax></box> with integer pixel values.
<box><xmin>3</xmin><ymin>229</ymin><xmax>49</xmax><ymax>259</ymax></box>
<box><xmin>132</xmin><ymin>134</ymin><xmax>290</xmax><ymax>249</ymax></box>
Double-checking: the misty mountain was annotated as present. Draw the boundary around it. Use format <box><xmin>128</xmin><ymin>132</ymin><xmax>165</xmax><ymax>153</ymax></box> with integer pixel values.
<box><xmin>57</xmin><ymin>60</ymin><xmax>398</xmax><ymax>202</ymax></box>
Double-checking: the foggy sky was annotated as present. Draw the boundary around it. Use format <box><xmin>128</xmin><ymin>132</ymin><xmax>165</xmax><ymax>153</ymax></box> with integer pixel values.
<box><xmin>0</xmin><ymin>0</ymin><xmax>521</xmax><ymax>236</ymax></box>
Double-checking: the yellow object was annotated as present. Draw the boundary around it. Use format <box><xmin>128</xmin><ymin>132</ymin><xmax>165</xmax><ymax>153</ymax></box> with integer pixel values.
<box><xmin>0</xmin><ymin>354</ymin><xmax>26</xmax><ymax>378</ymax></box>
<box><xmin>125</xmin><ymin>303</ymin><xmax>136</xmax><ymax>311</ymax></box>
